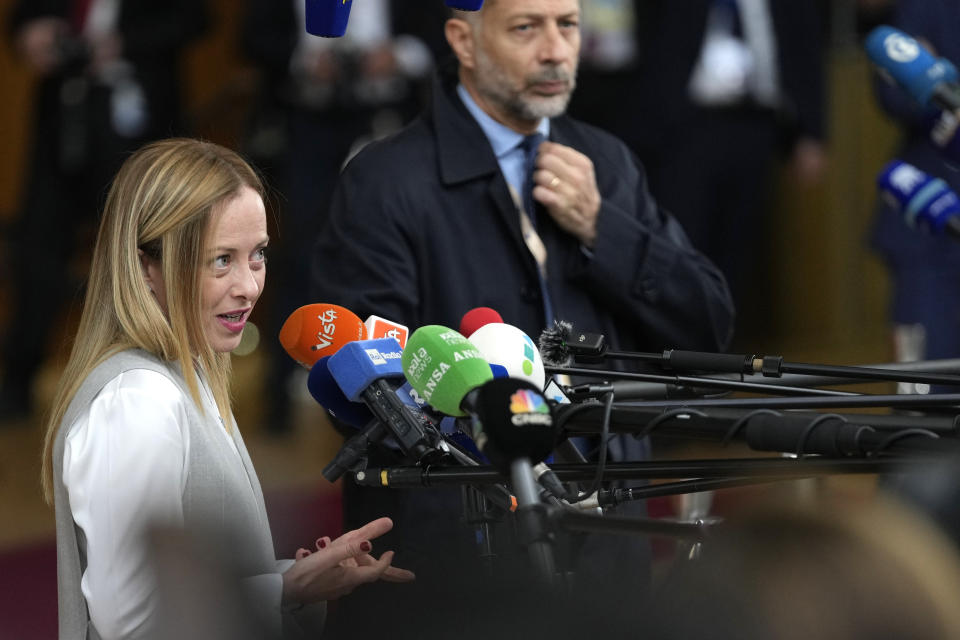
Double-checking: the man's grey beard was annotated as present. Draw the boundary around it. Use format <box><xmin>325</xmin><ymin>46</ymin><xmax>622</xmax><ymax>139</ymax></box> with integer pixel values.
<box><xmin>474</xmin><ymin>48</ymin><xmax>578</xmax><ymax>122</ymax></box>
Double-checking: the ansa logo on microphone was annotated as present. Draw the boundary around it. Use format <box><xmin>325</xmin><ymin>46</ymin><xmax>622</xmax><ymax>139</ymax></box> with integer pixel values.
<box><xmin>509</xmin><ymin>390</ymin><xmax>552</xmax><ymax>426</ymax></box>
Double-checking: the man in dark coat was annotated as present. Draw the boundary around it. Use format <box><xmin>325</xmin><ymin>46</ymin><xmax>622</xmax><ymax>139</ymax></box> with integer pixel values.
<box><xmin>313</xmin><ymin>4</ymin><xmax>734</xmax><ymax>354</ymax></box>
<box><xmin>310</xmin><ymin>0</ymin><xmax>734</xmax><ymax>634</ymax></box>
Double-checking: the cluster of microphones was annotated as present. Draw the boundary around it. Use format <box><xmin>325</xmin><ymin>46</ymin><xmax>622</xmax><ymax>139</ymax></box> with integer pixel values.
<box><xmin>279</xmin><ymin>304</ymin><xmax>571</xmax><ymax>505</ymax></box>
<box><xmin>867</xmin><ymin>26</ymin><xmax>960</xmax><ymax>240</ymax></box>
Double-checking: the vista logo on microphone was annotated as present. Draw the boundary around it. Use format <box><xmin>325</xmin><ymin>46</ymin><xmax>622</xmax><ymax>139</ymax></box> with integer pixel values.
<box><xmin>883</xmin><ymin>32</ymin><xmax>919</xmax><ymax>63</ymax></box>
<box><xmin>310</xmin><ymin>308</ymin><xmax>339</xmax><ymax>352</ymax></box>
<box><xmin>509</xmin><ymin>389</ymin><xmax>552</xmax><ymax>426</ymax></box>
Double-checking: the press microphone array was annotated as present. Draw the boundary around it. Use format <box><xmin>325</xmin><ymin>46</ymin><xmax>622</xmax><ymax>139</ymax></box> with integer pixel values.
<box><xmin>280</xmin><ymin>304</ymin><xmax>449</xmax><ymax>481</ymax></box>
<box><xmin>305</xmin><ymin>0</ymin><xmax>484</xmax><ymax>38</ymax></box>
<box><xmin>277</xmin><ymin>302</ymin><xmax>960</xmax><ymax>587</ymax></box>
<box><xmin>539</xmin><ymin>320</ymin><xmax>960</xmax><ymax>388</ymax></box>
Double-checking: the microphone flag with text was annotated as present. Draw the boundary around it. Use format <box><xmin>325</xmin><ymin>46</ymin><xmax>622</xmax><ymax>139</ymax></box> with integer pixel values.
<box><xmin>327</xmin><ymin>336</ymin><xmax>440</xmax><ymax>462</ymax></box>
<box><xmin>400</xmin><ymin>325</ymin><xmax>493</xmax><ymax>417</ymax></box>
<box><xmin>468</xmin><ymin>321</ymin><xmax>547</xmax><ymax>389</ymax></box>
<box><xmin>865</xmin><ymin>26</ymin><xmax>960</xmax><ymax>111</ymax></box>
<box><xmin>307</xmin><ymin>356</ymin><xmax>375</xmax><ymax>428</ymax></box>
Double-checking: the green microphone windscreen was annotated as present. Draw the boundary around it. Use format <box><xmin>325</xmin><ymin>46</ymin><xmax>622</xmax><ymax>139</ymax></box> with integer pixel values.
<box><xmin>401</xmin><ymin>325</ymin><xmax>493</xmax><ymax>416</ymax></box>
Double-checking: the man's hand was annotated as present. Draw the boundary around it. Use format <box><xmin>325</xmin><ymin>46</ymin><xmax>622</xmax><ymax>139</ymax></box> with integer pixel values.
<box><xmin>532</xmin><ymin>141</ymin><xmax>601</xmax><ymax>248</ymax></box>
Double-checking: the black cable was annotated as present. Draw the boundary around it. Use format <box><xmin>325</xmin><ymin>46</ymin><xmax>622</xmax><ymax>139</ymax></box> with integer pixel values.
<box><xmin>721</xmin><ymin>409</ymin><xmax>781</xmax><ymax>446</ymax></box>
<box><xmin>796</xmin><ymin>414</ymin><xmax>847</xmax><ymax>458</ymax></box>
<box><xmin>635</xmin><ymin>407</ymin><xmax>709</xmax><ymax>439</ymax></box>
<box><xmin>566</xmin><ymin>390</ymin><xmax>614</xmax><ymax>504</ymax></box>
<box><xmin>870</xmin><ymin>428</ymin><xmax>940</xmax><ymax>456</ymax></box>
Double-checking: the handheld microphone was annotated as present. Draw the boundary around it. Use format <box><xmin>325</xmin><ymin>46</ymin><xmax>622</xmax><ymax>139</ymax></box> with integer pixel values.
<box><xmin>468</xmin><ymin>376</ymin><xmax>560</xmax><ymax>581</ymax></box>
<box><xmin>445</xmin><ymin>0</ymin><xmax>484</xmax><ymax>9</ymax></box>
<box><xmin>459</xmin><ymin>307</ymin><xmax>504</xmax><ymax>338</ymax></box>
<box><xmin>306</xmin><ymin>357</ymin><xmax>388</xmax><ymax>482</ymax></box>
<box><xmin>463</xmin><ymin>377</ymin><xmax>558</xmax><ymax>473</ymax></box>
<box><xmin>327</xmin><ymin>337</ymin><xmax>438</xmax><ymax>461</ymax></box>
<box><xmin>877</xmin><ymin>159</ymin><xmax>960</xmax><ymax>238</ymax></box>
<box><xmin>307</xmin><ymin>356</ymin><xmax>375</xmax><ymax>427</ymax></box>
<box><xmin>305</xmin><ymin>0</ymin><xmax>352</xmax><ymax>38</ymax></box>
<box><xmin>400</xmin><ymin>325</ymin><xmax>493</xmax><ymax>417</ymax></box>
<box><xmin>468</xmin><ymin>322</ymin><xmax>546</xmax><ymax>389</ymax></box>
<box><xmin>279</xmin><ymin>303</ymin><xmax>366</xmax><ymax>368</ymax></box>
<box><xmin>865</xmin><ymin>26</ymin><xmax>960</xmax><ymax>112</ymax></box>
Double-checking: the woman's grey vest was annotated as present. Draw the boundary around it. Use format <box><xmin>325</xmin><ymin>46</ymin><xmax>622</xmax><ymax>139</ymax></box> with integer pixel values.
<box><xmin>52</xmin><ymin>350</ymin><xmax>278</xmax><ymax>639</ymax></box>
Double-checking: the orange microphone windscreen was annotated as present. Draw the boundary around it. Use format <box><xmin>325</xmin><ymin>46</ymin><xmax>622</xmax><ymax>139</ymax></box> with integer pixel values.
<box><xmin>279</xmin><ymin>303</ymin><xmax>367</xmax><ymax>368</ymax></box>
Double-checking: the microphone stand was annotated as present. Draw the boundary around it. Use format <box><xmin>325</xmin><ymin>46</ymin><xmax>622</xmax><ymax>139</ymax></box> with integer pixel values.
<box><xmin>354</xmin><ymin>456</ymin><xmax>926</xmax><ymax>489</ymax></box>
<box><xmin>460</xmin><ymin>486</ymin><xmax>500</xmax><ymax>578</ymax></box>
<box><xmin>571</xmin><ymin>392</ymin><xmax>960</xmax><ymax>412</ymax></box>
<box><xmin>696</xmin><ymin>358</ymin><xmax>960</xmax><ymax>390</ymax></box>
<box><xmin>546</xmin><ymin>365</ymin><xmax>861</xmax><ymax>398</ymax></box>
<box><xmin>510</xmin><ymin>457</ymin><xmax>560</xmax><ymax>587</ymax></box>
<box><xmin>550</xmin><ymin>339</ymin><xmax>960</xmax><ymax>387</ymax></box>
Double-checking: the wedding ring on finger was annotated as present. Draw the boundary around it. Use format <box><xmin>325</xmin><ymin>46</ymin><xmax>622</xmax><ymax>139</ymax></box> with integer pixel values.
<box><xmin>549</xmin><ymin>176</ymin><xmax>561</xmax><ymax>189</ymax></box>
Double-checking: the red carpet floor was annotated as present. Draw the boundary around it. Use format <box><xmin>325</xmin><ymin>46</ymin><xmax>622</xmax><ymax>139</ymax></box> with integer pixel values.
<box><xmin>0</xmin><ymin>486</ymin><xmax>342</xmax><ymax>639</ymax></box>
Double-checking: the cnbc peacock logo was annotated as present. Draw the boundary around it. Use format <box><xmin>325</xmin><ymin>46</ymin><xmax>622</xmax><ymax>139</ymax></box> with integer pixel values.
<box><xmin>509</xmin><ymin>389</ymin><xmax>552</xmax><ymax>426</ymax></box>
<box><xmin>521</xmin><ymin>335</ymin><xmax>537</xmax><ymax>377</ymax></box>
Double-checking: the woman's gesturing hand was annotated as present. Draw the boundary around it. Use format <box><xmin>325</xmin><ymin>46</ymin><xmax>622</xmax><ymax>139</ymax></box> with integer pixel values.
<box><xmin>283</xmin><ymin>517</ymin><xmax>415</xmax><ymax>604</ymax></box>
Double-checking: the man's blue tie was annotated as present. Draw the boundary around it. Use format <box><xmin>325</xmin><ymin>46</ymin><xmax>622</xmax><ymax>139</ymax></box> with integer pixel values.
<box><xmin>518</xmin><ymin>133</ymin><xmax>555</xmax><ymax>326</ymax></box>
<box><xmin>521</xmin><ymin>133</ymin><xmax>546</xmax><ymax>228</ymax></box>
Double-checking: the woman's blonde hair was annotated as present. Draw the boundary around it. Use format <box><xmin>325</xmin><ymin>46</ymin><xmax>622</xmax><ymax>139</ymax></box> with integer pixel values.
<box><xmin>41</xmin><ymin>138</ymin><xmax>264</xmax><ymax>503</ymax></box>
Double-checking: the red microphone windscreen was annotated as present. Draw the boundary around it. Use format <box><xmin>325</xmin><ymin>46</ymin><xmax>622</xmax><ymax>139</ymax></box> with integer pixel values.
<box><xmin>279</xmin><ymin>303</ymin><xmax>366</xmax><ymax>367</ymax></box>
<box><xmin>459</xmin><ymin>307</ymin><xmax>503</xmax><ymax>337</ymax></box>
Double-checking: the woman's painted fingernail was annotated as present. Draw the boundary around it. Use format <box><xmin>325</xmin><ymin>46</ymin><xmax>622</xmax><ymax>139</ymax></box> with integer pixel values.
<box><xmin>318</xmin><ymin>538</ymin><xmax>327</xmax><ymax>549</ymax></box>
<box><xmin>360</xmin><ymin>541</ymin><xmax>372</xmax><ymax>553</ymax></box>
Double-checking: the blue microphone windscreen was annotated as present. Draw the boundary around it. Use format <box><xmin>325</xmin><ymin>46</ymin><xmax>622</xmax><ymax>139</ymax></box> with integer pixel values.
<box><xmin>865</xmin><ymin>26</ymin><xmax>958</xmax><ymax>107</ymax></box>
<box><xmin>445</xmin><ymin>0</ymin><xmax>484</xmax><ymax>9</ymax></box>
<box><xmin>877</xmin><ymin>159</ymin><xmax>960</xmax><ymax>232</ymax></box>
<box><xmin>307</xmin><ymin>357</ymin><xmax>374</xmax><ymax>427</ymax></box>
<box><xmin>327</xmin><ymin>337</ymin><xmax>404</xmax><ymax>401</ymax></box>
<box><xmin>305</xmin><ymin>0</ymin><xmax>352</xmax><ymax>38</ymax></box>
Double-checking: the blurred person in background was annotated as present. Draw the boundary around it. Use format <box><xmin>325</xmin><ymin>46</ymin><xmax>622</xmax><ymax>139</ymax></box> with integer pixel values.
<box><xmin>869</xmin><ymin>0</ymin><xmax>960</xmax><ymax>390</ymax></box>
<box><xmin>1</xmin><ymin>0</ymin><xmax>210</xmax><ymax>424</ymax></box>
<box><xmin>642</xmin><ymin>497</ymin><xmax>960</xmax><ymax>640</ymax></box>
<box><xmin>43</xmin><ymin>138</ymin><xmax>413</xmax><ymax>639</ymax></box>
<box><xmin>240</xmin><ymin>0</ymin><xmax>448</xmax><ymax>435</ymax></box>
<box><xmin>625</xmin><ymin>0</ymin><xmax>828</xmax><ymax>343</ymax></box>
